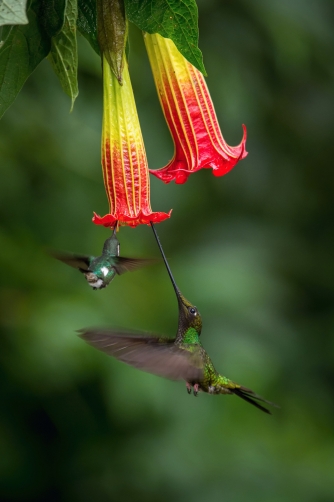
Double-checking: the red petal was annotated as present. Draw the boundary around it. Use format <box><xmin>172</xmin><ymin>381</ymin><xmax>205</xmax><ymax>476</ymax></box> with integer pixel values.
<box><xmin>93</xmin><ymin>210</ymin><xmax>172</xmax><ymax>228</ymax></box>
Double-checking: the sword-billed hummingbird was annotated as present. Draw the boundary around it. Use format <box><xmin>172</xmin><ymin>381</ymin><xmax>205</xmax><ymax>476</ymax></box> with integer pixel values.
<box><xmin>79</xmin><ymin>223</ymin><xmax>277</xmax><ymax>413</ymax></box>
<box><xmin>52</xmin><ymin>224</ymin><xmax>156</xmax><ymax>290</ymax></box>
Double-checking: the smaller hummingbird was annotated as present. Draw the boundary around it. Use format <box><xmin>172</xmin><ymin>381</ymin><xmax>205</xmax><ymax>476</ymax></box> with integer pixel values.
<box><xmin>79</xmin><ymin>224</ymin><xmax>278</xmax><ymax>414</ymax></box>
<box><xmin>52</xmin><ymin>224</ymin><xmax>156</xmax><ymax>290</ymax></box>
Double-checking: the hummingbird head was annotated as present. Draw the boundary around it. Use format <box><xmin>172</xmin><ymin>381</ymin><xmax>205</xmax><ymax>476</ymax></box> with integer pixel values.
<box><xmin>102</xmin><ymin>225</ymin><xmax>120</xmax><ymax>256</ymax></box>
<box><xmin>176</xmin><ymin>290</ymin><xmax>202</xmax><ymax>335</ymax></box>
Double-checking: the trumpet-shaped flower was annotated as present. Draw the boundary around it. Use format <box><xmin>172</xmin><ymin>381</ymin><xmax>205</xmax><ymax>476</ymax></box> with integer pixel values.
<box><xmin>144</xmin><ymin>33</ymin><xmax>248</xmax><ymax>184</ymax></box>
<box><xmin>93</xmin><ymin>55</ymin><xmax>171</xmax><ymax>227</ymax></box>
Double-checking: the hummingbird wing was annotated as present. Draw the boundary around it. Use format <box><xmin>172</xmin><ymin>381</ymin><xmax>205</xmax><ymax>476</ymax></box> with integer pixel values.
<box><xmin>78</xmin><ymin>328</ymin><xmax>204</xmax><ymax>382</ymax></box>
<box><xmin>113</xmin><ymin>257</ymin><xmax>158</xmax><ymax>275</ymax></box>
<box><xmin>51</xmin><ymin>251</ymin><xmax>92</xmax><ymax>272</ymax></box>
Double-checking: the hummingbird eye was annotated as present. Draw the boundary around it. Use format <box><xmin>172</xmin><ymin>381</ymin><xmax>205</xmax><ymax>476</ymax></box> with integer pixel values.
<box><xmin>188</xmin><ymin>307</ymin><xmax>197</xmax><ymax>316</ymax></box>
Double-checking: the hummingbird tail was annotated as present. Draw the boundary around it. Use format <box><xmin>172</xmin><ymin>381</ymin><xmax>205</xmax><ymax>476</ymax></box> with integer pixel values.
<box><xmin>231</xmin><ymin>386</ymin><xmax>278</xmax><ymax>415</ymax></box>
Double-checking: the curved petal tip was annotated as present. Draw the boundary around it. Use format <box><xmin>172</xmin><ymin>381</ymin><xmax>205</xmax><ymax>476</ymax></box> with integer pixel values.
<box><xmin>93</xmin><ymin>210</ymin><xmax>172</xmax><ymax>228</ymax></box>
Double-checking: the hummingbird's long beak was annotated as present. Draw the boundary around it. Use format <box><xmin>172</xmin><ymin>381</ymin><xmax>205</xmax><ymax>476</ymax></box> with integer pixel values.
<box><xmin>150</xmin><ymin>222</ymin><xmax>183</xmax><ymax>303</ymax></box>
<box><xmin>112</xmin><ymin>221</ymin><xmax>118</xmax><ymax>235</ymax></box>
<box><xmin>150</xmin><ymin>223</ymin><xmax>199</xmax><ymax>333</ymax></box>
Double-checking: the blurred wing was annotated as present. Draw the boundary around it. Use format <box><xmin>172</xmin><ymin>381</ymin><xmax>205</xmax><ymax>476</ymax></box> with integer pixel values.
<box><xmin>78</xmin><ymin>329</ymin><xmax>203</xmax><ymax>382</ymax></box>
<box><xmin>114</xmin><ymin>257</ymin><xmax>158</xmax><ymax>275</ymax></box>
<box><xmin>51</xmin><ymin>251</ymin><xmax>91</xmax><ymax>272</ymax></box>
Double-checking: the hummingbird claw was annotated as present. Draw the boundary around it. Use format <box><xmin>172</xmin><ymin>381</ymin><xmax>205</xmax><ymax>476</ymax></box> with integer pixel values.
<box><xmin>186</xmin><ymin>382</ymin><xmax>192</xmax><ymax>394</ymax></box>
<box><xmin>193</xmin><ymin>383</ymin><xmax>199</xmax><ymax>397</ymax></box>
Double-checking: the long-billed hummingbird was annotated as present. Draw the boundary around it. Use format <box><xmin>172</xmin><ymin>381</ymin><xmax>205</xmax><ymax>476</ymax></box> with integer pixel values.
<box><xmin>52</xmin><ymin>225</ymin><xmax>156</xmax><ymax>290</ymax></box>
<box><xmin>79</xmin><ymin>223</ymin><xmax>277</xmax><ymax>413</ymax></box>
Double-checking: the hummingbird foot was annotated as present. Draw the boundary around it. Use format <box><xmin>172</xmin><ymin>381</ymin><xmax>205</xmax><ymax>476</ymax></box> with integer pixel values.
<box><xmin>186</xmin><ymin>382</ymin><xmax>192</xmax><ymax>394</ymax></box>
<box><xmin>193</xmin><ymin>383</ymin><xmax>199</xmax><ymax>397</ymax></box>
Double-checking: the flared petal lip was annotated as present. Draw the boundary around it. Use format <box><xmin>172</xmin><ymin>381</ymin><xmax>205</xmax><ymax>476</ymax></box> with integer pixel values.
<box><xmin>93</xmin><ymin>210</ymin><xmax>172</xmax><ymax>228</ymax></box>
<box><xmin>149</xmin><ymin>124</ymin><xmax>248</xmax><ymax>184</ymax></box>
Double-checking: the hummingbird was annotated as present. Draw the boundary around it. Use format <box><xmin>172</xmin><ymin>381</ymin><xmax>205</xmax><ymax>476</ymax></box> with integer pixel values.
<box><xmin>52</xmin><ymin>224</ymin><xmax>156</xmax><ymax>290</ymax></box>
<box><xmin>79</xmin><ymin>223</ymin><xmax>278</xmax><ymax>414</ymax></box>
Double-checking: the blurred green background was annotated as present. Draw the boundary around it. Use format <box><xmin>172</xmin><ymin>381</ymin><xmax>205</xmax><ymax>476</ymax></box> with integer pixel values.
<box><xmin>1</xmin><ymin>0</ymin><xmax>334</xmax><ymax>500</ymax></box>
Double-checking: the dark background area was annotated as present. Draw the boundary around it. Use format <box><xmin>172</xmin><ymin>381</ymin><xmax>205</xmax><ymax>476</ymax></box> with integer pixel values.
<box><xmin>1</xmin><ymin>0</ymin><xmax>334</xmax><ymax>500</ymax></box>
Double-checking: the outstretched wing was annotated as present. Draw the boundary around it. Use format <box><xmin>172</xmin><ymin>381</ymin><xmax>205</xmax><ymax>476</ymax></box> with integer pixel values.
<box><xmin>114</xmin><ymin>257</ymin><xmax>159</xmax><ymax>275</ymax></box>
<box><xmin>78</xmin><ymin>328</ymin><xmax>203</xmax><ymax>382</ymax></box>
<box><xmin>51</xmin><ymin>251</ymin><xmax>92</xmax><ymax>272</ymax></box>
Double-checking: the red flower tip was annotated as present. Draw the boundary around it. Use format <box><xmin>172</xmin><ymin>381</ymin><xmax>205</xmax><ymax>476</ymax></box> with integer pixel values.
<box><xmin>150</xmin><ymin>123</ymin><xmax>247</xmax><ymax>184</ymax></box>
<box><xmin>93</xmin><ymin>210</ymin><xmax>172</xmax><ymax>228</ymax></box>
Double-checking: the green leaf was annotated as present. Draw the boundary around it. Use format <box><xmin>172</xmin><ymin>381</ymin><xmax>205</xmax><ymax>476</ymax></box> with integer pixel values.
<box><xmin>0</xmin><ymin>0</ymin><xmax>28</xmax><ymax>26</ymax></box>
<box><xmin>97</xmin><ymin>0</ymin><xmax>127</xmax><ymax>84</ymax></box>
<box><xmin>0</xmin><ymin>2</ymin><xmax>50</xmax><ymax>118</ymax></box>
<box><xmin>77</xmin><ymin>0</ymin><xmax>100</xmax><ymax>56</ymax></box>
<box><xmin>40</xmin><ymin>0</ymin><xmax>67</xmax><ymax>37</ymax></box>
<box><xmin>49</xmin><ymin>0</ymin><xmax>78</xmax><ymax>110</ymax></box>
<box><xmin>124</xmin><ymin>0</ymin><xmax>206</xmax><ymax>75</ymax></box>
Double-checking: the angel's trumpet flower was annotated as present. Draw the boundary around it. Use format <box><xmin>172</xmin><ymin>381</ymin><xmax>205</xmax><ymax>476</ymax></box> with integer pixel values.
<box><xmin>93</xmin><ymin>55</ymin><xmax>171</xmax><ymax>227</ymax></box>
<box><xmin>144</xmin><ymin>33</ymin><xmax>247</xmax><ymax>184</ymax></box>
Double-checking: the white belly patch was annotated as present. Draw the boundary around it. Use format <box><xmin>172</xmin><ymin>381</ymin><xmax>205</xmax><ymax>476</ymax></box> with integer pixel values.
<box><xmin>100</xmin><ymin>266</ymin><xmax>109</xmax><ymax>277</ymax></box>
<box><xmin>88</xmin><ymin>279</ymin><xmax>104</xmax><ymax>288</ymax></box>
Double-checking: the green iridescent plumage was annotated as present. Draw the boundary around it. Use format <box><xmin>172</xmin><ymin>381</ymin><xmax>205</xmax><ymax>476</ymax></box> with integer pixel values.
<box><xmin>79</xmin><ymin>224</ymin><xmax>277</xmax><ymax>414</ymax></box>
<box><xmin>52</xmin><ymin>225</ymin><xmax>155</xmax><ymax>290</ymax></box>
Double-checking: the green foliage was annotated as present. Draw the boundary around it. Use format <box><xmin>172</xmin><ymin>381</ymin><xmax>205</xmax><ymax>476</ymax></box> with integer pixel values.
<box><xmin>40</xmin><ymin>0</ymin><xmax>67</xmax><ymax>37</ymax></box>
<box><xmin>0</xmin><ymin>0</ymin><xmax>28</xmax><ymax>26</ymax></box>
<box><xmin>77</xmin><ymin>0</ymin><xmax>100</xmax><ymax>55</ymax></box>
<box><xmin>48</xmin><ymin>0</ymin><xmax>78</xmax><ymax>110</ymax></box>
<box><xmin>0</xmin><ymin>3</ymin><xmax>51</xmax><ymax>118</ymax></box>
<box><xmin>125</xmin><ymin>0</ymin><xmax>206</xmax><ymax>74</ymax></box>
